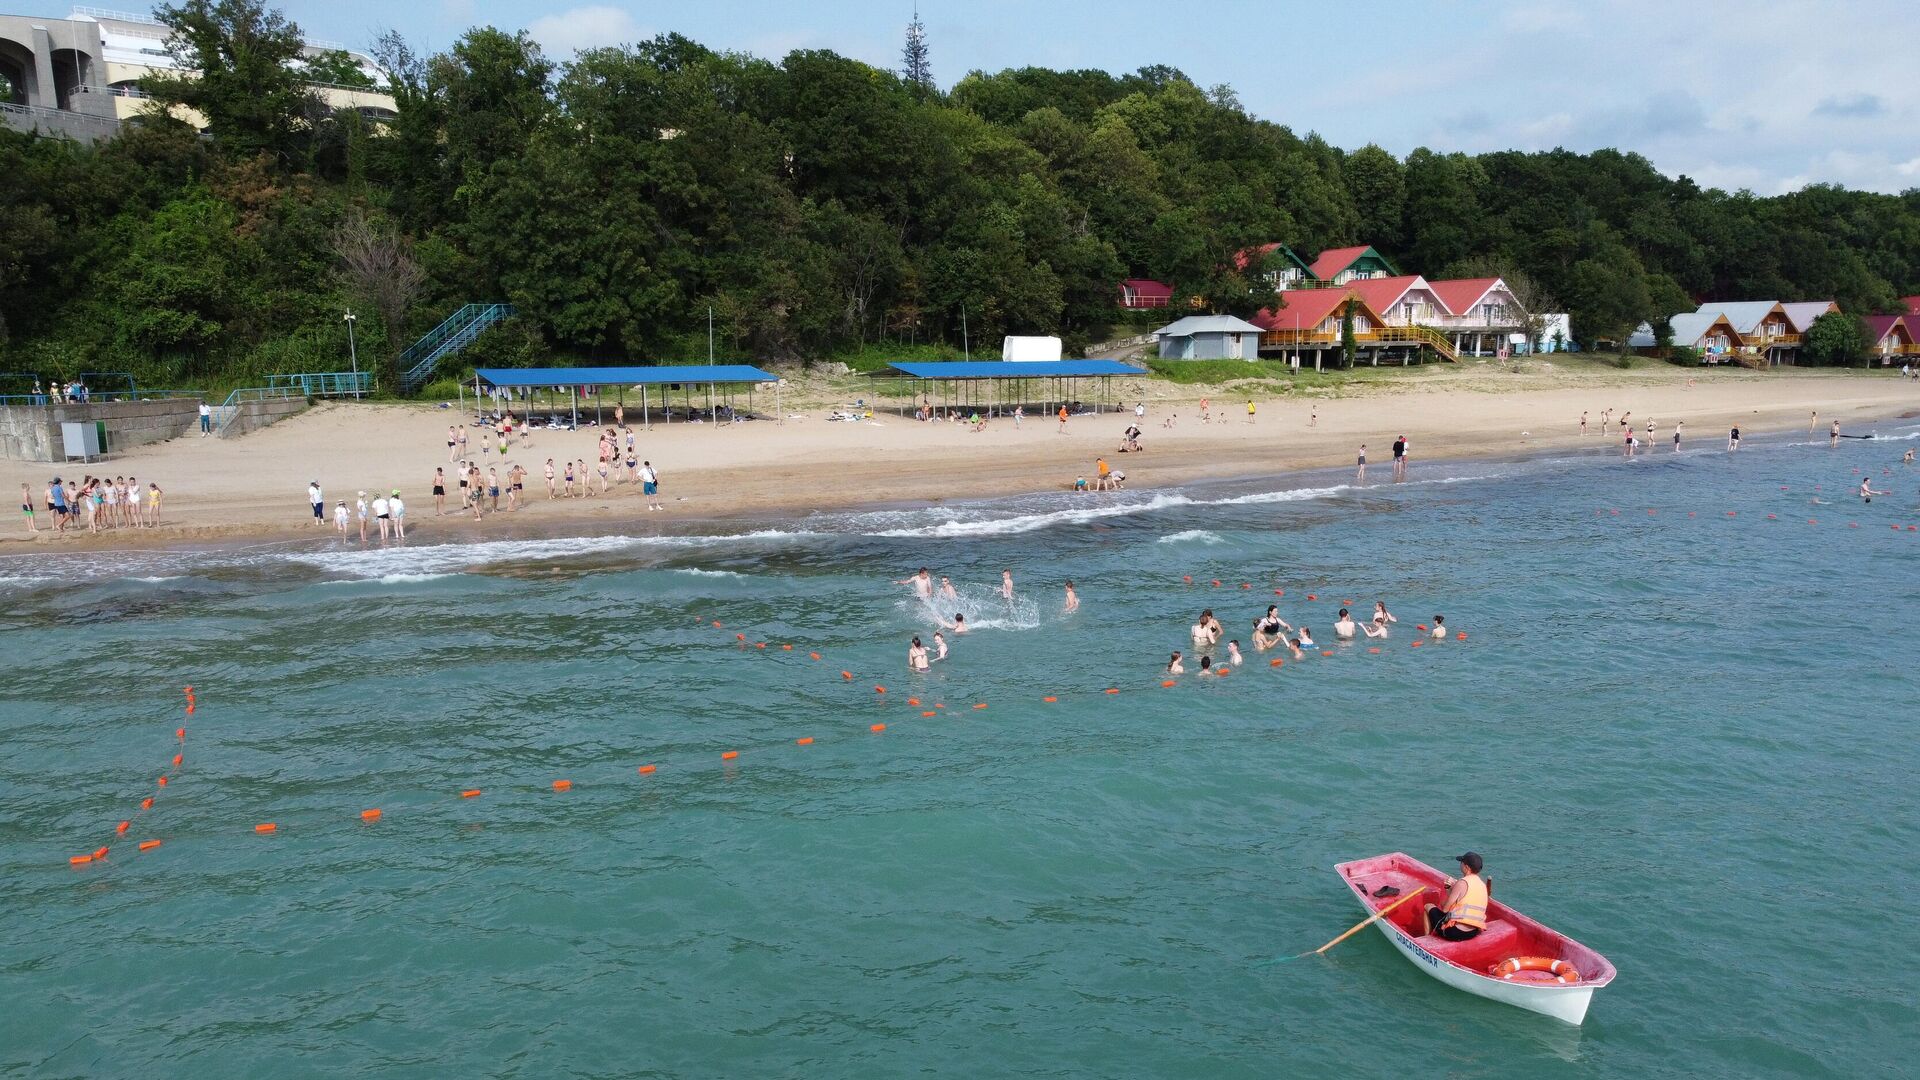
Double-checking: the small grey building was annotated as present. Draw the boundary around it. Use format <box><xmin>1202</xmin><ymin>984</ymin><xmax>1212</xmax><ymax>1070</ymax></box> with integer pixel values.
<box><xmin>1154</xmin><ymin>315</ymin><xmax>1265</xmax><ymax>360</ymax></box>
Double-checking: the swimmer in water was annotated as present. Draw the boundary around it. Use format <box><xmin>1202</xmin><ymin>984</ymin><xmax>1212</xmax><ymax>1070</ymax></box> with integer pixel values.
<box><xmin>1198</xmin><ymin>655</ymin><xmax>1214</xmax><ymax>674</ymax></box>
<box><xmin>1226</xmin><ymin>640</ymin><xmax>1244</xmax><ymax>666</ymax></box>
<box><xmin>1001</xmin><ymin>569</ymin><xmax>1014</xmax><ymax>601</ymax></box>
<box><xmin>895</xmin><ymin>567</ymin><xmax>934</xmax><ymax>599</ymax></box>
<box><xmin>1373</xmin><ymin>601</ymin><xmax>1396</xmax><ymax>625</ymax></box>
<box><xmin>1361</xmin><ymin>616</ymin><xmax>1390</xmax><ymax>639</ymax></box>
<box><xmin>939</xmin><ymin>576</ymin><xmax>959</xmax><ymax>600</ymax></box>
<box><xmin>933</xmin><ymin>632</ymin><xmax>948</xmax><ymax>661</ymax></box>
<box><xmin>1283</xmin><ymin>637</ymin><xmax>1305</xmax><ymax>660</ymax></box>
<box><xmin>1431</xmin><ymin>615</ymin><xmax>1448</xmax><ymax>639</ymax></box>
<box><xmin>1334</xmin><ymin>609</ymin><xmax>1358</xmax><ymax>639</ymax></box>
<box><xmin>1204</xmin><ymin>610</ymin><xmax>1225</xmax><ymax>641</ymax></box>
<box><xmin>1064</xmin><ymin>580</ymin><xmax>1079</xmax><ymax>613</ymax></box>
<box><xmin>1296</xmin><ymin>625</ymin><xmax>1315</xmax><ymax>647</ymax></box>
<box><xmin>1904</xmin><ymin>449</ymin><xmax>1915</xmax><ymax>464</ymax></box>
<box><xmin>1168</xmin><ymin>651</ymin><xmax>1185</xmax><ymax>675</ymax></box>
<box><xmin>1253</xmin><ymin>605</ymin><xmax>1290</xmax><ymax>651</ymax></box>
<box><xmin>1860</xmin><ymin>478</ymin><xmax>1888</xmax><ymax>501</ymax></box>
<box><xmin>1191</xmin><ymin>613</ymin><xmax>1216</xmax><ymax>648</ymax></box>
<box><xmin>948</xmin><ymin>613</ymin><xmax>968</xmax><ymax>634</ymax></box>
<box><xmin>908</xmin><ymin>637</ymin><xmax>930</xmax><ymax>672</ymax></box>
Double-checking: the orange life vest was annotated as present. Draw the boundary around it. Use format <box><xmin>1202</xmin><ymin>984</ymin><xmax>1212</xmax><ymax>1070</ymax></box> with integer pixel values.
<box><xmin>1444</xmin><ymin>873</ymin><xmax>1489</xmax><ymax>930</ymax></box>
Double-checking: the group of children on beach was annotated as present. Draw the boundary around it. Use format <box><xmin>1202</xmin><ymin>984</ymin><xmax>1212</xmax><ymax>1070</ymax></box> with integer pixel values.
<box><xmin>25</xmin><ymin>476</ymin><xmax>161</xmax><ymax>535</ymax></box>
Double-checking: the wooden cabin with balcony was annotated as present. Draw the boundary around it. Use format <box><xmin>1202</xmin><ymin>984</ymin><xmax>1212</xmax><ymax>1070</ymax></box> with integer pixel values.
<box><xmin>1697</xmin><ymin>302</ymin><xmax>1800</xmax><ymax>364</ymax></box>
<box><xmin>1865</xmin><ymin>315</ymin><xmax>1918</xmax><ymax>366</ymax></box>
<box><xmin>1427</xmin><ymin>278</ymin><xmax>1527</xmax><ymax>356</ymax></box>
<box><xmin>1252</xmin><ymin>290</ymin><xmax>1455</xmax><ymax>369</ymax></box>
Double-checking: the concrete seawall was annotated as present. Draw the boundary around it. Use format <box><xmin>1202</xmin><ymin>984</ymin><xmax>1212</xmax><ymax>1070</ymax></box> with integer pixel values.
<box><xmin>0</xmin><ymin>399</ymin><xmax>204</xmax><ymax>462</ymax></box>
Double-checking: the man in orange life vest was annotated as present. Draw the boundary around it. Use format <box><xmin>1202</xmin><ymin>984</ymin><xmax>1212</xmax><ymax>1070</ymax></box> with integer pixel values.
<box><xmin>1424</xmin><ymin>852</ymin><xmax>1488</xmax><ymax>941</ymax></box>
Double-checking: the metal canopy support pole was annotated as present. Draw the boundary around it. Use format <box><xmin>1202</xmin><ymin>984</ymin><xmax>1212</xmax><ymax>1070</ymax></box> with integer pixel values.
<box><xmin>643</xmin><ymin>384</ymin><xmax>650</xmax><ymax>430</ymax></box>
<box><xmin>708</xmin><ymin>383</ymin><xmax>715</xmax><ymax>427</ymax></box>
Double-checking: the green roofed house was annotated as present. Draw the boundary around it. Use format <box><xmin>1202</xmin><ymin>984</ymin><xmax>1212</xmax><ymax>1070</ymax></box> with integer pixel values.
<box><xmin>1306</xmin><ymin>245</ymin><xmax>1400</xmax><ymax>286</ymax></box>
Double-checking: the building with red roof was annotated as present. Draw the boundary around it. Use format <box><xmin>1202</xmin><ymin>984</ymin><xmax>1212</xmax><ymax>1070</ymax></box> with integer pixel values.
<box><xmin>1118</xmin><ymin>279</ymin><xmax>1174</xmax><ymax>309</ymax></box>
<box><xmin>1252</xmin><ymin>289</ymin><xmax>1457</xmax><ymax>368</ymax></box>
<box><xmin>1307</xmin><ymin>245</ymin><xmax>1399</xmax><ymax>284</ymax></box>
<box><xmin>1864</xmin><ymin>315</ymin><xmax>1918</xmax><ymax>366</ymax></box>
<box><xmin>1343</xmin><ymin>275</ymin><xmax>1450</xmax><ymax>327</ymax></box>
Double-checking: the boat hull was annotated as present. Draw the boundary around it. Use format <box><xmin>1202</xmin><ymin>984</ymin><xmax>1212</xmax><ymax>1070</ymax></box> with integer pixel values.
<box><xmin>1365</xmin><ymin>909</ymin><xmax>1597</xmax><ymax>1024</ymax></box>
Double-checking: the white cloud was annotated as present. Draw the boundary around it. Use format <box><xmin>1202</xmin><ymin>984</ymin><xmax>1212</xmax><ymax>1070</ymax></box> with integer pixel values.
<box><xmin>526</xmin><ymin>5</ymin><xmax>649</xmax><ymax>57</ymax></box>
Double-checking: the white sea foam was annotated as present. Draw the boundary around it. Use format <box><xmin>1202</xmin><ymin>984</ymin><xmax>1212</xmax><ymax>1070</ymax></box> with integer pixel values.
<box><xmin>869</xmin><ymin>493</ymin><xmax>1198</xmax><ymax>538</ymax></box>
<box><xmin>1214</xmin><ymin>484</ymin><xmax>1350</xmax><ymax>506</ymax></box>
<box><xmin>673</xmin><ymin>568</ymin><xmax>744</xmax><ymax>578</ymax></box>
<box><xmin>129</xmin><ymin>576</ymin><xmax>183</xmax><ymax>583</ymax></box>
<box><xmin>280</xmin><ymin>529</ymin><xmax>818</xmax><ymax>579</ymax></box>
<box><xmin>1158</xmin><ymin>529</ymin><xmax>1224</xmax><ymax>545</ymax></box>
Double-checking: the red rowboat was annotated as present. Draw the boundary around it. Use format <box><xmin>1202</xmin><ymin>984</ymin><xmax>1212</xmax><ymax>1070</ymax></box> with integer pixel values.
<box><xmin>1333</xmin><ymin>852</ymin><xmax>1617</xmax><ymax>1024</ymax></box>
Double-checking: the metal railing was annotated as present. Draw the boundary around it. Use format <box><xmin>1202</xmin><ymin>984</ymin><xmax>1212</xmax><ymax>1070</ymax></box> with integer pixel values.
<box><xmin>0</xmin><ymin>100</ymin><xmax>124</xmax><ymax>129</ymax></box>
<box><xmin>264</xmin><ymin>371</ymin><xmax>371</xmax><ymax>398</ymax></box>
<box><xmin>1117</xmin><ymin>294</ymin><xmax>1172</xmax><ymax>309</ymax></box>
<box><xmin>400</xmin><ymin>304</ymin><xmax>515</xmax><ymax>391</ymax></box>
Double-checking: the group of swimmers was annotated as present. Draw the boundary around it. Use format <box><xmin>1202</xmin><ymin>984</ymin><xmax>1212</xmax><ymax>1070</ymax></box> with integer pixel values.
<box><xmin>26</xmin><ymin>476</ymin><xmax>162</xmax><ymax>535</ymax></box>
<box><xmin>1172</xmin><ymin>601</ymin><xmax>1452</xmax><ymax>673</ymax></box>
<box><xmin>898</xmin><ymin>567</ymin><xmax>1078</xmax><ymax>671</ymax></box>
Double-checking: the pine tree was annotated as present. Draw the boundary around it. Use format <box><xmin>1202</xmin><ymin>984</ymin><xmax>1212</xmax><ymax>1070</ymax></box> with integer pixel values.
<box><xmin>902</xmin><ymin>7</ymin><xmax>932</xmax><ymax>91</ymax></box>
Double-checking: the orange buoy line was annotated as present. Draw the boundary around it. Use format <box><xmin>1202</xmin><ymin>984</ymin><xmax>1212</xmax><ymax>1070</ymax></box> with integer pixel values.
<box><xmin>71</xmin><ymin>692</ymin><xmax>193</xmax><ymax>867</ymax></box>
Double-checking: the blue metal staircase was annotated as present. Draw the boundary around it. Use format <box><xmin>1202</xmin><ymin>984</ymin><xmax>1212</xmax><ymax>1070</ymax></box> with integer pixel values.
<box><xmin>400</xmin><ymin>304</ymin><xmax>515</xmax><ymax>392</ymax></box>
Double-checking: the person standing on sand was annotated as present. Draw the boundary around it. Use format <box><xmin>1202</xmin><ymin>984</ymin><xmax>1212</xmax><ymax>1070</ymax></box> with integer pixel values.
<box><xmin>432</xmin><ymin>467</ymin><xmax>446</xmax><ymax>515</ymax></box>
<box><xmin>1136</xmin><ymin>402</ymin><xmax>1146</xmax><ymax>423</ymax></box>
<box><xmin>1728</xmin><ymin>426</ymin><xmax>1741</xmax><ymax>451</ymax></box>
<box><xmin>487</xmin><ymin>467</ymin><xmax>502</xmax><ymax>512</ymax></box>
<box><xmin>198</xmin><ymin>400</ymin><xmax>211</xmax><ymax>436</ymax></box>
<box><xmin>469</xmin><ymin>467</ymin><xmax>484</xmax><ymax>519</ymax></box>
<box><xmin>1013</xmin><ymin>405</ymin><xmax>1023</xmax><ymax>428</ymax></box>
<box><xmin>373</xmin><ymin>492</ymin><xmax>392</xmax><ymax>540</ymax></box>
<box><xmin>355</xmin><ymin>491</ymin><xmax>369</xmax><ymax>543</ymax></box>
<box><xmin>1310</xmin><ymin>405</ymin><xmax>1318</xmax><ymax>428</ymax></box>
<box><xmin>1064</xmin><ymin>580</ymin><xmax>1079</xmax><ymax>613</ymax></box>
<box><xmin>1058</xmin><ymin>405</ymin><xmax>1069</xmax><ymax>434</ymax></box>
<box><xmin>641</xmin><ymin>460</ymin><xmax>663</xmax><ymax>511</ymax></box>
<box><xmin>1809</xmin><ymin>411</ymin><xmax>1818</xmax><ymax>434</ymax></box>
<box><xmin>1392</xmin><ymin>435</ymin><xmax>1408</xmax><ymax>477</ymax></box>
<box><xmin>448</xmin><ymin>425</ymin><xmax>458</xmax><ymax>462</ymax></box>
<box><xmin>1246</xmin><ymin>399</ymin><xmax>1256</xmax><ymax>423</ymax></box>
<box><xmin>1673</xmin><ymin>422</ymin><xmax>1683</xmax><ymax>452</ymax></box>
<box><xmin>333</xmin><ymin>500</ymin><xmax>348</xmax><ymax>535</ymax></box>
<box><xmin>545</xmin><ymin>459</ymin><xmax>557</xmax><ymax>499</ymax></box>
<box><xmin>146</xmin><ymin>482</ymin><xmax>161</xmax><ymax>527</ymax></box>
<box><xmin>390</xmin><ymin>490</ymin><xmax>406</xmax><ymax>539</ymax></box>
<box><xmin>21</xmin><ymin>483</ymin><xmax>36</xmax><ymax>534</ymax></box>
<box><xmin>1829</xmin><ymin>420</ymin><xmax>1840</xmax><ymax>448</ymax></box>
<box><xmin>1200</xmin><ymin>397</ymin><xmax>1210</xmax><ymax>423</ymax></box>
<box><xmin>1579</xmin><ymin>411</ymin><xmax>1587</xmax><ymax>435</ymax></box>
<box><xmin>1357</xmin><ymin>444</ymin><xmax>1367</xmax><ymax>477</ymax></box>
<box><xmin>508</xmin><ymin>465</ymin><xmax>525</xmax><ymax>510</ymax></box>
<box><xmin>308</xmin><ymin>481</ymin><xmax>324</xmax><ymax>527</ymax></box>
<box><xmin>457</xmin><ymin>425</ymin><xmax>469</xmax><ymax>460</ymax></box>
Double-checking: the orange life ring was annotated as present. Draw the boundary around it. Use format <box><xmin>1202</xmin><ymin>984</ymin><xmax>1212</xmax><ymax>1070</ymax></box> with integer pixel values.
<box><xmin>1491</xmin><ymin>956</ymin><xmax>1581</xmax><ymax>983</ymax></box>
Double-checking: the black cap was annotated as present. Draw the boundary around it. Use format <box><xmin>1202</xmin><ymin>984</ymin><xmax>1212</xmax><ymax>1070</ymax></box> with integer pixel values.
<box><xmin>1455</xmin><ymin>852</ymin><xmax>1483</xmax><ymax>873</ymax></box>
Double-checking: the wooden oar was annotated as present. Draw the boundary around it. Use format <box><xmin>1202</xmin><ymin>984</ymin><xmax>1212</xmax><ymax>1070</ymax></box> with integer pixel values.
<box><xmin>1264</xmin><ymin>887</ymin><xmax>1427</xmax><ymax>964</ymax></box>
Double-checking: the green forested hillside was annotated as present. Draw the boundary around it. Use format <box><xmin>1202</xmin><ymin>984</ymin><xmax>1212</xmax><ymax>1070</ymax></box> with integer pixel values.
<box><xmin>3</xmin><ymin>0</ymin><xmax>1917</xmax><ymax>392</ymax></box>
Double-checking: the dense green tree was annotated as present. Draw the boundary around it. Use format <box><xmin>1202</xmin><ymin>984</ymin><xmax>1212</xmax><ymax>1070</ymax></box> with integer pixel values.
<box><xmin>143</xmin><ymin>0</ymin><xmax>318</xmax><ymax>165</ymax></box>
<box><xmin>1804</xmin><ymin>311</ymin><xmax>1870</xmax><ymax>366</ymax></box>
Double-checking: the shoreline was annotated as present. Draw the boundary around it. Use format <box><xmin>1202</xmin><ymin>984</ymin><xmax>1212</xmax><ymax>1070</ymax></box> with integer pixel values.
<box><xmin>4</xmin><ymin>369</ymin><xmax>1915</xmax><ymax>560</ymax></box>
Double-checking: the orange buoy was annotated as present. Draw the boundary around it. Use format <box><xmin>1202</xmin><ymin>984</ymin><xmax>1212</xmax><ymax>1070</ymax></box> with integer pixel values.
<box><xmin>721</xmin><ymin>750</ymin><xmax>739</xmax><ymax>760</ymax></box>
<box><xmin>922</xmin><ymin>711</ymin><xmax>936</xmax><ymax>717</ymax></box>
<box><xmin>1321</xmin><ymin>650</ymin><xmax>1333</xmax><ymax>657</ymax></box>
<box><xmin>870</xmin><ymin>724</ymin><xmax>886</xmax><ymax>733</ymax></box>
<box><xmin>809</xmin><ymin>652</ymin><xmax>821</xmax><ymax>660</ymax></box>
<box><xmin>1104</xmin><ymin>688</ymin><xmax>1120</xmax><ymax>695</ymax></box>
<box><xmin>712</xmin><ymin>620</ymin><xmax>723</xmax><ymax>628</ymax></box>
<box><xmin>1043</xmin><ymin>696</ymin><xmax>1057</xmax><ymax>703</ymax></box>
<box><xmin>138</xmin><ymin>839</ymin><xmax>162</xmax><ymax>851</ymax></box>
<box><xmin>1343</xmin><ymin>599</ymin><xmax>1353</xmax><ymax>605</ymax></box>
<box><xmin>1416</xmin><ymin>624</ymin><xmax>1428</xmax><ymax>630</ymax></box>
<box><xmin>1162</xmin><ymin>679</ymin><xmax>1177</xmax><ymax>687</ymax></box>
<box><xmin>1726</xmin><ymin>511</ymin><xmax>1737</xmax><ymax>516</ymax></box>
<box><xmin>908</xmin><ymin>697</ymin><xmax>921</xmax><ymax>706</ymax></box>
<box><xmin>1241</xmin><ymin>583</ymin><xmax>1251</xmax><ymax>589</ymax></box>
<box><xmin>841</xmin><ymin>671</ymin><xmax>853</xmax><ymax>680</ymax></box>
<box><xmin>116</xmin><ymin>821</ymin><xmax>130</xmax><ymax>834</ymax></box>
<box><xmin>360</xmin><ymin>809</ymin><xmax>382</xmax><ymax>821</ymax></box>
<box><xmin>1183</xmin><ymin>575</ymin><xmax>1192</xmax><ymax>583</ymax></box>
<box><xmin>93</xmin><ymin>846</ymin><xmax>109</xmax><ymax>860</ymax></box>
<box><xmin>973</xmin><ymin>703</ymin><xmax>988</xmax><ymax>710</ymax></box>
<box><xmin>796</xmin><ymin>737</ymin><xmax>814</xmax><ymax>746</ymax></box>
<box><xmin>1411</xmin><ymin>640</ymin><xmax>1424</xmax><ymax>648</ymax></box>
<box><xmin>782</xmin><ymin>644</ymin><xmax>793</xmax><ymax>651</ymax></box>
<box><xmin>1767</xmin><ymin>514</ymin><xmax>1777</xmax><ymax>519</ymax></box>
<box><xmin>1216</xmin><ymin>668</ymin><xmax>1230</xmax><ymax>677</ymax></box>
<box><xmin>255</xmin><ymin>823</ymin><xmax>276</xmax><ymax>833</ymax></box>
<box><xmin>1210</xmin><ymin>579</ymin><xmax>1220</xmax><ymax>587</ymax></box>
<box><xmin>1457</xmin><ymin>632</ymin><xmax>1467</xmax><ymax>640</ymax></box>
<box><xmin>157</xmin><ymin>776</ymin><xmax>168</xmax><ymax>787</ymax></box>
<box><xmin>1808</xmin><ymin>519</ymin><xmax>1817</xmax><ymax>525</ymax></box>
<box><xmin>184</xmin><ymin>704</ymin><xmax>194</xmax><ymax>714</ymax></box>
<box><xmin>735</xmin><ymin>633</ymin><xmax>746</xmax><ymax>641</ymax></box>
<box><xmin>461</xmin><ymin>789</ymin><xmax>482</xmax><ymax>798</ymax></box>
<box><xmin>874</xmin><ymin>686</ymin><xmax>887</xmax><ymax>694</ymax></box>
<box><xmin>172</xmin><ymin>753</ymin><xmax>183</xmax><ymax>766</ymax></box>
<box><xmin>934</xmin><ymin>703</ymin><xmax>944</xmax><ymax>709</ymax></box>
<box><xmin>1368</xmin><ymin>647</ymin><xmax>1380</xmax><ymax>654</ymax></box>
<box><xmin>1306</xmin><ymin>594</ymin><xmax>1317</xmax><ymax>601</ymax></box>
<box><xmin>756</xmin><ymin>642</ymin><xmax>767</xmax><ymax>649</ymax></box>
<box><xmin>552</xmin><ymin>779</ymin><xmax>572</xmax><ymax>791</ymax></box>
<box><xmin>69</xmin><ymin>854</ymin><xmax>93</xmax><ymax>865</ymax></box>
<box><xmin>140</xmin><ymin>797</ymin><xmax>153</xmax><ymax>810</ymax></box>
<box><xmin>175</xmin><ymin>727</ymin><xmax>185</xmax><ymax>739</ymax></box>
<box><xmin>637</xmin><ymin>764</ymin><xmax>657</xmax><ymax>774</ymax></box>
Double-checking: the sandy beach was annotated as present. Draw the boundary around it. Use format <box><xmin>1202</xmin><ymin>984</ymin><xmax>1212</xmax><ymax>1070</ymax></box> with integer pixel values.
<box><xmin>5</xmin><ymin>363</ymin><xmax>1915</xmax><ymax>551</ymax></box>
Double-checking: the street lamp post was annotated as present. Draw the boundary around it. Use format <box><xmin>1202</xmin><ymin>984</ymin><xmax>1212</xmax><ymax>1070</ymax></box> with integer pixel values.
<box><xmin>343</xmin><ymin>310</ymin><xmax>360</xmax><ymax>396</ymax></box>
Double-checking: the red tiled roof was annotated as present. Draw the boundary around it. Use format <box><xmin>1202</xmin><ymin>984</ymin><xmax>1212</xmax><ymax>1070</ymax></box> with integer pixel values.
<box><xmin>1252</xmin><ymin>290</ymin><xmax>1379</xmax><ymax>331</ymax></box>
<box><xmin>1232</xmin><ymin>243</ymin><xmax>1284</xmax><ymax>271</ymax></box>
<box><xmin>1429</xmin><ymin>278</ymin><xmax>1503</xmax><ymax>315</ymax></box>
<box><xmin>1864</xmin><ymin>314</ymin><xmax>1911</xmax><ymax>344</ymax></box>
<box><xmin>1120</xmin><ymin>278</ymin><xmax>1173</xmax><ymax>298</ymax></box>
<box><xmin>1342</xmin><ymin>275</ymin><xmax>1434</xmax><ymax>315</ymax></box>
<box><xmin>1307</xmin><ymin>246</ymin><xmax>1373</xmax><ymax>280</ymax></box>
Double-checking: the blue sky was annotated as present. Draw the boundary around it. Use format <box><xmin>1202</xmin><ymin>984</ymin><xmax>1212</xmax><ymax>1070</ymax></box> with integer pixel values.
<box><xmin>40</xmin><ymin>1</ymin><xmax>1920</xmax><ymax>194</ymax></box>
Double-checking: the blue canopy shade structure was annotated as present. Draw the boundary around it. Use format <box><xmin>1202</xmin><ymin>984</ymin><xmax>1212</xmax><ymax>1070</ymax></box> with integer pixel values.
<box><xmin>874</xmin><ymin>359</ymin><xmax>1145</xmax><ymax>419</ymax></box>
<box><xmin>469</xmin><ymin>366</ymin><xmax>781</xmax><ymax>427</ymax></box>
<box><xmin>887</xmin><ymin>360</ymin><xmax>1142</xmax><ymax>379</ymax></box>
<box><xmin>474</xmin><ymin>365</ymin><xmax>776</xmax><ymax>387</ymax></box>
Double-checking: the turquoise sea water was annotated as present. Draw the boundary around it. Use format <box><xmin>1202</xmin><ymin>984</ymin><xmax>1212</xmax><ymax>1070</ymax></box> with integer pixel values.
<box><xmin>3</xmin><ymin>425</ymin><xmax>1918</xmax><ymax>1078</ymax></box>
